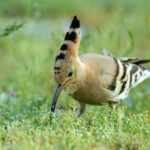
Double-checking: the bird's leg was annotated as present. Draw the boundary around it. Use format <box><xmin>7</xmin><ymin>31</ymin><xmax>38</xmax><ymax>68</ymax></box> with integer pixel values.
<box><xmin>108</xmin><ymin>101</ymin><xmax>125</xmax><ymax>113</ymax></box>
<box><xmin>109</xmin><ymin>101</ymin><xmax>125</xmax><ymax>131</ymax></box>
<box><xmin>108</xmin><ymin>101</ymin><xmax>117</xmax><ymax>111</ymax></box>
<box><xmin>76</xmin><ymin>103</ymin><xmax>86</xmax><ymax>117</ymax></box>
<box><xmin>108</xmin><ymin>101</ymin><xmax>118</xmax><ymax>121</ymax></box>
<box><xmin>116</xmin><ymin>102</ymin><xmax>125</xmax><ymax>132</ymax></box>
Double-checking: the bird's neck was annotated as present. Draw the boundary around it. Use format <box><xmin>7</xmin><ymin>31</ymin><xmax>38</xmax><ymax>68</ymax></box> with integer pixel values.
<box><xmin>64</xmin><ymin>57</ymin><xmax>86</xmax><ymax>94</ymax></box>
<box><xmin>74</xmin><ymin>57</ymin><xmax>86</xmax><ymax>82</ymax></box>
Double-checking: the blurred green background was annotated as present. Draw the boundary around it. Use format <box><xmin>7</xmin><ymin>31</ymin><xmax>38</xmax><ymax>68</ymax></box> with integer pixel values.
<box><xmin>0</xmin><ymin>0</ymin><xmax>150</xmax><ymax>149</ymax></box>
<box><xmin>0</xmin><ymin>0</ymin><xmax>150</xmax><ymax>109</ymax></box>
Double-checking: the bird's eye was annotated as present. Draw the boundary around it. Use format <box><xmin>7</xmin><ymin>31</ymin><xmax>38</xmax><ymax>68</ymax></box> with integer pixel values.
<box><xmin>68</xmin><ymin>70</ymin><xmax>73</xmax><ymax>77</ymax></box>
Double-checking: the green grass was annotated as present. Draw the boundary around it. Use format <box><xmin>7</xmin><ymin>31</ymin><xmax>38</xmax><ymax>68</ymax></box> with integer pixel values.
<box><xmin>0</xmin><ymin>1</ymin><xmax>150</xmax><ymax>149</ymax></box>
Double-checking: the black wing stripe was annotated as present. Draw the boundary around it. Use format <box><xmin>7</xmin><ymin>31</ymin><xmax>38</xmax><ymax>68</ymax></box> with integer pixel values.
<box><xmin>119</xmin><ymin>63</ymin><xmax>129</xmax><ymax>94</ymax></box>
<box><xmin>129</xmin><ymin>65</ymin><xmax>139</xmax><ymax>86</ymax></box>
<box><xmin>119</xmin><ymin>80</ymin><xmax>127</xmax><ymax>94</ymax></box>
<box><xmin>108</xmin><ymin>58</ymin><xmax>119</xmax><ymax>91</ymax></box>
<box><xmin>120</xmin><ymin>61</ymin><xmax>126</xmax><ymax>80</ymax></box>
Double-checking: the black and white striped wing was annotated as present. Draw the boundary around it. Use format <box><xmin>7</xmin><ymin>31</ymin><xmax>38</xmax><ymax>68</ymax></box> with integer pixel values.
<box><xmin>109</xmin><ymin>58</ymin><xmax>150</xmax><ymax>101</ymax></box>
<box><xmin>102</xmin><ymin>49</ymin><xmax>150</xmax><ymax>101</ymax></box>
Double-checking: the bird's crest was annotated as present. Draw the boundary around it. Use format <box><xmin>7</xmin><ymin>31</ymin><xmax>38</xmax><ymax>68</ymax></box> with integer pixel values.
<box><xmin>54</xmin><ymin>16</ymin><xmax>81</xmax><ymax>84</ymax></box>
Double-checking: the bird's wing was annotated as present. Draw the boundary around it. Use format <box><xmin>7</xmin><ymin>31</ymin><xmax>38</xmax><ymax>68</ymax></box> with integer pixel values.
<box><xmin>80</xmin><ymin>53</ymin><xmax>150</xmax><ymax>102</ymax></box>
<box><xmin>105</xmin><ymin>57</ymin><xmax>150</xmax><ymax>101</ymax></box>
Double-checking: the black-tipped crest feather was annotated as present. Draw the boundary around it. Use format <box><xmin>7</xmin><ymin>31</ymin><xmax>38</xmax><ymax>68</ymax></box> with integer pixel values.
<box><xmin>70</xmin><ymin>16</ymin><xmax>80</xmax><ymax>28</ymax></box>
<box><xmin>60</xmin><ymin>44</ymin><xmax>68</xmax><ymax>51</ymax></box>
<box><xmin>64</xmin><ymin>31</ymin><xmax>77</xmax><ymax>42</ymax></box>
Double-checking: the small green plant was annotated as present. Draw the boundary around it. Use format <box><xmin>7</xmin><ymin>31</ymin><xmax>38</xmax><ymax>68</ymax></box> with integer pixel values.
<box><xmin>0</xmin><ymin>22</ymin><xmax>24</xmax><ymax>37</ymax></box>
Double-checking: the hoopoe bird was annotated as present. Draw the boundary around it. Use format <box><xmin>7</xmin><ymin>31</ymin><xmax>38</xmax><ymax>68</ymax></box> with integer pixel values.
<box><xmin>51</xmin><ymin>16</ymin><xmax>150</xmax><ymax>117</ymax></box>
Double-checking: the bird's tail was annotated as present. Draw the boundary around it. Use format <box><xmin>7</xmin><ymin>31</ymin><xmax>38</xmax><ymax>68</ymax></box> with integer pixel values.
<box><xmin>145</xmin><ymin>68</ymin><xmax>150</xmax><ymax>79</ymax></box>
<box><xmin>147</xmin><ymin>67</ymin><xmax>150</xmax><ymax>72</ymax></box>
<box><xmin>121</xmin><ymin>58</ymin><xmax>150</xmax><ymax>65</ymax></box>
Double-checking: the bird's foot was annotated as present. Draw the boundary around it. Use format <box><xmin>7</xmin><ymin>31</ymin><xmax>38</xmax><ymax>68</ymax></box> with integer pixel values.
<box><xmin>76</xmin><ymin>103</ymin><xmax>86</xmax><ymax>117</ymax></box>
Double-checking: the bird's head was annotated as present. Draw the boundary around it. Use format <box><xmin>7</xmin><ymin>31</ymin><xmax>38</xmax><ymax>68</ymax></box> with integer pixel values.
<box><xmin>51</xmin><ymin>16</ymin><xmax>81</xmax><ymax>112</ymax></box>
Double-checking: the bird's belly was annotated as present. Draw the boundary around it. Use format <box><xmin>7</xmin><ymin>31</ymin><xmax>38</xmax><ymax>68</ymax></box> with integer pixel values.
<box><xmin>71</xmin><ymin>88</ymin><xmax>109</xmax><ymax>105</ymax></box>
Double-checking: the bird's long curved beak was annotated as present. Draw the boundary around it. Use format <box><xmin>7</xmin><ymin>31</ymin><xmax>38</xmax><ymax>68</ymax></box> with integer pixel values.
<box><xmin>51</xmin><ymin>84</ymin><xmax>63</xmax><ymax>113</ymax></box>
